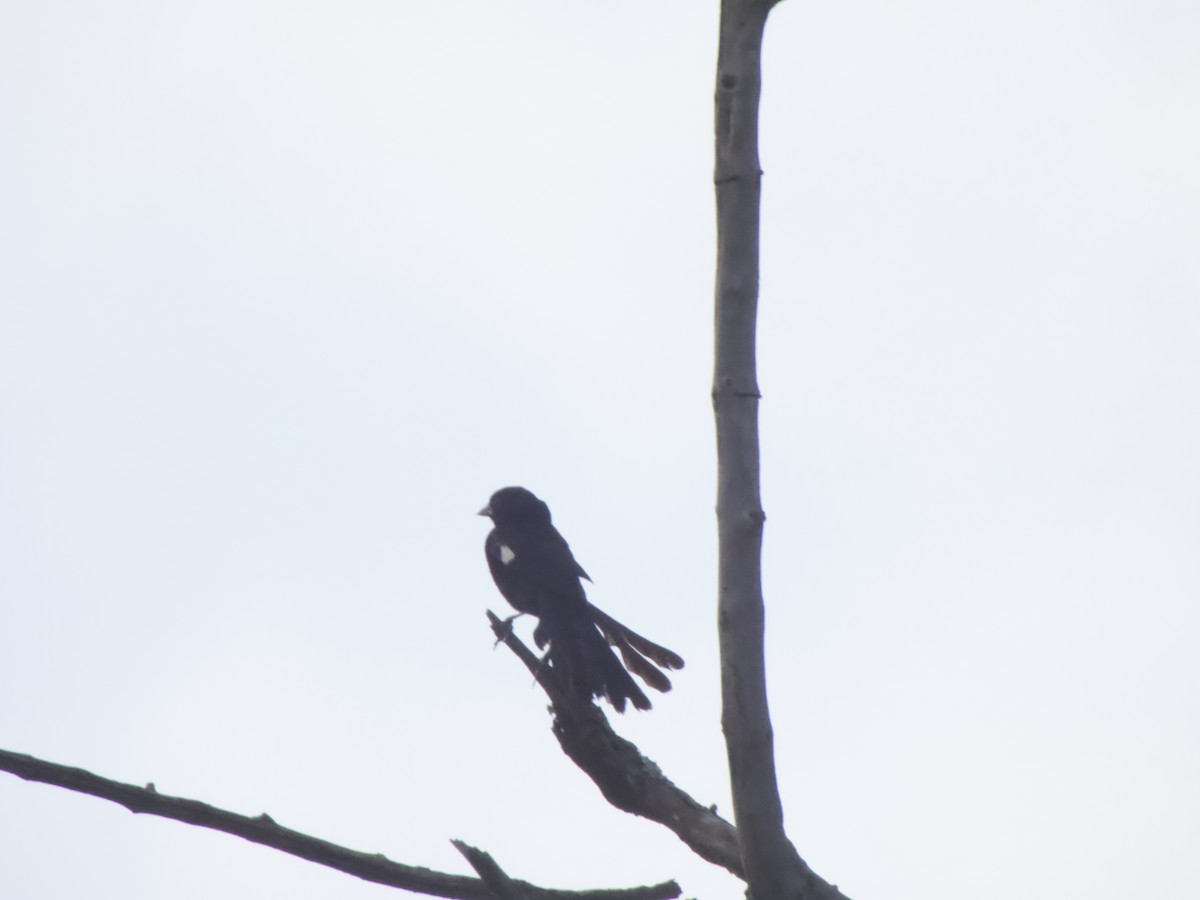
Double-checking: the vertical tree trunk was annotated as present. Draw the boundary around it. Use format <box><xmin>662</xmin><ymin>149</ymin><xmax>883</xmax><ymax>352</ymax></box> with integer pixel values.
<box><xmin>712</xmin><ymin>2</ymin><xmax>847</xmax><ymax>898</ymax></box>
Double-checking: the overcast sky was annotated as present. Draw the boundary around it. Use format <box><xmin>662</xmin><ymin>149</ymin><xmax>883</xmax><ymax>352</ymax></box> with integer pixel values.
<box><xmin>2</xmin><ymin>2</ymin><xmax>1198</xmax><ymax>899</ymax></box>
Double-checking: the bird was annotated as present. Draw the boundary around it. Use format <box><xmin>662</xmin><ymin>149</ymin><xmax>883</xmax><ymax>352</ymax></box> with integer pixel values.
<box><xmin>478</xmin><ymin>486</ymin><xmax>684</xmax><ymax>712</ymax></box>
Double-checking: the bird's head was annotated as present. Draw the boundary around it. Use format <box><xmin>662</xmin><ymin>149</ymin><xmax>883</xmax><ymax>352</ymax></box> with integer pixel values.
<box><xmin>478</xmin><ymin>486</ymin><xmax>552</xmax><ymax>527</ymax></box>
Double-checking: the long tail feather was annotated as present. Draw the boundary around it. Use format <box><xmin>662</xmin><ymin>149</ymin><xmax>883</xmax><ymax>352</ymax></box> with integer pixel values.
<box><xmin>610</xmin><ymin>632</ymin><xmax>674</xmax><ymax>693</ymax></box>
<box><xmin>586</xmin><ymin>602</ymin><xmax>685</xmax><ymax>671</ymax></box>
<box><xmin>543</xmin><ymin>615</ymin><xmax>652</xmax><ymax>713</ymax></box>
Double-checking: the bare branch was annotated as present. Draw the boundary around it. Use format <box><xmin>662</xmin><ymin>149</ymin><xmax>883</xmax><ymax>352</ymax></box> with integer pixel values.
<box><xmin>712</xmin><ymin>1</ymin><xmax>850</xmax><ymax>897</ymax></box>
<box><xmin>487</xmin><ymin>612</ymin><xmax>743</xmax><ymax>879</ymax></box>
<box><xmin>0</xmin><ymin>748</ymin><xmax>679</xmax><ymax>900</ymax></box>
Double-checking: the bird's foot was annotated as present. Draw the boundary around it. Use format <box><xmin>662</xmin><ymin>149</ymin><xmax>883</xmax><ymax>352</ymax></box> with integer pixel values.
<box><xmin>492</xmin><ymin>612</ymin><xmax>527</xmax><ymax>648</ymax></box>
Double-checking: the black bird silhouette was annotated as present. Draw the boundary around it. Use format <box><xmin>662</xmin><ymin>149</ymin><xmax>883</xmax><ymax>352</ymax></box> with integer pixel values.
<box><xmin>478</xmin><ymin>486</ymin><xmax>684</xmax><ymax>712</ymax></box>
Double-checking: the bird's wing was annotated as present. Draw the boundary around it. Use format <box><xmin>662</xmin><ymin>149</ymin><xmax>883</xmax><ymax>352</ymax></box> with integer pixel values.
<box><xmin>487</xmin><ymin>525</ymin><xmax>591</xmax><ymax>615</ymax></box>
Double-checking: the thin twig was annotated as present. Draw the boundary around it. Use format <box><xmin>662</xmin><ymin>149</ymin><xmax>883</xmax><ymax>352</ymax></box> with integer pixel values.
<box><xmin>451</xmin><ymin>840</ymin><xmax>529</xmax><ymax>900</ymax></box>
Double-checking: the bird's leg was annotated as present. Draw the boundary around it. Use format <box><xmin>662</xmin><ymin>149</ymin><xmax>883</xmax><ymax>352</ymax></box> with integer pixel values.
<box><xmin>492</xmin><ymin>611</ymin><xmax>527</xmax><ymax>648</ymax></box>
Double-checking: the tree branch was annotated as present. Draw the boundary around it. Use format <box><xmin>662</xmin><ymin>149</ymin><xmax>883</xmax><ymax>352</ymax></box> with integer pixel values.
<box><xmin>712</xmin><ymin>0</ymin><xmax>850</xmax><ymax>897</ymax></box>
<box><xmin>0</xmin><ymin>748</ymin><xmax>679</xmax><ymax>900</ymax></box>
<box><xmin>487</xmin><ymin>612</ymin><xmax>743</xmax><ymax>879</ymax></box>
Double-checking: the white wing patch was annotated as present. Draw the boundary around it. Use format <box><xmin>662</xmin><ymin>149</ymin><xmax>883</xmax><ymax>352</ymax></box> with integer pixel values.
<box><xmin>498</xmin><ymin>544</ymin><xmax>516</xmax><ymax>565</ymax></box>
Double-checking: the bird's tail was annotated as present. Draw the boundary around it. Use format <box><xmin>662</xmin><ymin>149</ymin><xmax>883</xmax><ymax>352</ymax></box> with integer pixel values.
<box><xmin>585</xmin><ymin>602</ymin><xmax>685</xmax><ymax>694</ymax></box>
<box><xmin>544</xmin><ymin>615</ymin><xmax>652</xmax><ymax>713</ymax></box>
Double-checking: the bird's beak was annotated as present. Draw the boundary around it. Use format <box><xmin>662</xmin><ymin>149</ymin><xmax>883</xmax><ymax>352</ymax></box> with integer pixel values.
<box><xmin>477</xmin><ymin>505</ymin><xmax>492</xmax><ymax>518</ymax></box>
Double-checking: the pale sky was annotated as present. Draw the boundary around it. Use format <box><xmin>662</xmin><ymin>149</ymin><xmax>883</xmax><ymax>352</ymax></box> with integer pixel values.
<box><xmin>2</xmin><ymin>2</ymin><xmax>1198</xmax><ymax>899</ymax></box>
